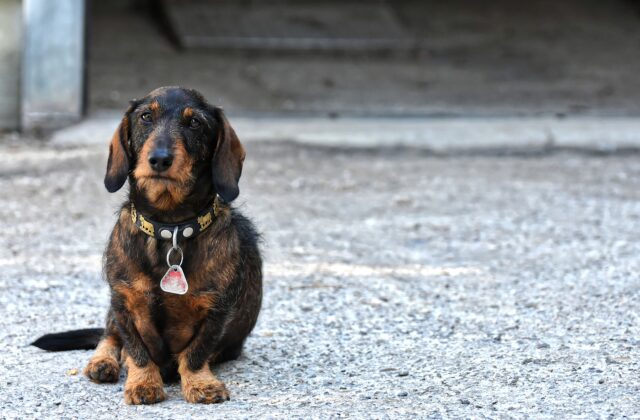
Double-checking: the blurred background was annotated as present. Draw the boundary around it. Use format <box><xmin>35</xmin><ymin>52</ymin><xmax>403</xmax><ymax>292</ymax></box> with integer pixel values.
<box><xmin>2</xmin><ymin>2</ymin><xmax>640</xmax><ymax>417</ymax></box>
<box><xmin>3</xmin><ymin>0</ymin><xmax>640</xmax><ymax>131</ymax></box>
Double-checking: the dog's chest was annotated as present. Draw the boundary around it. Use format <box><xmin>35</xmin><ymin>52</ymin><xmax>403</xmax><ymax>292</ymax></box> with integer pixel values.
<box><xmin>159</xmin><ymin>291</ymin><xmax>216</xmax><ymax>354</ymax></box>
<box><xmin>146</xmin><ymin>242</ymin><xmax>220</xmax><ymax>353</ymax></box>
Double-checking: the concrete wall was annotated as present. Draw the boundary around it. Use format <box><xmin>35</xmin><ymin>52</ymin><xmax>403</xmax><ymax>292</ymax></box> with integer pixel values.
<box><xmin>21</xmin><ymin>0</ymin><xmax>85</xmax><ymax>130</ymax></box>
<box><xmin>0</xmin><ymin>0</ymin><xmax>21</xmax><ymax>130</ymax></box>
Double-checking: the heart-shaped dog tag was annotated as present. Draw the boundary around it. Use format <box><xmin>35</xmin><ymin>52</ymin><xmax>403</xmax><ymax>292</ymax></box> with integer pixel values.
<box><xmin>160</xmin><ymin>265</ymin><xmax>189</xmax><ymax>295</ymax></box>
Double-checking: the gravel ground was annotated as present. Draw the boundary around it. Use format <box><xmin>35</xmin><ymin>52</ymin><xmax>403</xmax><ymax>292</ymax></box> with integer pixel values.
<box><xmin>0</xmin><ymin>139</ymin><xmax>639</xmax><ymax>418</ymax></box>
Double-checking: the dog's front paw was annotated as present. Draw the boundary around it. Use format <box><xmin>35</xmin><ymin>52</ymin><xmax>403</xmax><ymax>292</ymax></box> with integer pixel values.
<box><xmin>124</xmin><ymin>383</ymin><xmax>166</xmax><ymax>405</ymax></box>
<box><xmin>84</xmin><ymin>357</ymin><xmax>120</xmax><ymax>383</ymax></box>
<box><xmin>183</xmin><ymin>380</ymin><xmax>230</xmax><ymax>404</ymax></box>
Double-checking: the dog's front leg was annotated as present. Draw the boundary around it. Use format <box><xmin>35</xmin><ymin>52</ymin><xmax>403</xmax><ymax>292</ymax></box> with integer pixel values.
<box><xmin>178</xmin><ymin>306</ymin><xmax>231</xmax><ymax>404</ymax></box>
<box><xmin>85</xmin><ymin>310</ymin><xmax>122</xmax><ymax>383</ymax></box>
<box><xmin>122</xmin><ymin>349</ymin><xmax>166</xmax><ymax>405</ymax></box>
<box><xmin>112</xmin><ymin>280</ymin><xmax>169</xmax><ymax>366</ymax></box>
<box><xmin>111</xmin><ymin>285</ymin><xmax>167</xmax><ymax>405</ymax></box>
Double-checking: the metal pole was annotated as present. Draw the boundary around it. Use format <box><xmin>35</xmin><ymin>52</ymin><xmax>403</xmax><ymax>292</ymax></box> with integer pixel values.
<box><xmin>21</xmin><ymin>0</ymin><xmax>85</xmax><ymax>131</ymax></box>
<box><xmin>0</xmin><ymin>0</ymin><xmax>21</xmax><ymax>130</ymax></box>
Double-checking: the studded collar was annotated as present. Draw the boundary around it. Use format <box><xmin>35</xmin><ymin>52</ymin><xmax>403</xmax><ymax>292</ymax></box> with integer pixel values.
<box><xmin>130</xmin><ymin>196</ymin><xmax>221</xmax><ymax>241</ymax></box>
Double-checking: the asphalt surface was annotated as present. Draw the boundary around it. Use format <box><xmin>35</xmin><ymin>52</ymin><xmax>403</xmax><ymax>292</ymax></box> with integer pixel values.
<box><xmin>0</xmin><ymin>138</ymin><xmax>639</xmax><ymax>418</ymax></box>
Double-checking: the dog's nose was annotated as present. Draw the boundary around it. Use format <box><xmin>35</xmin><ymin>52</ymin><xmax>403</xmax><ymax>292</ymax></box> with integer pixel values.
<box><xmin>148</xmin><ymin>149</ymin><xmax>174</xmax><ymax>172</ymax></box>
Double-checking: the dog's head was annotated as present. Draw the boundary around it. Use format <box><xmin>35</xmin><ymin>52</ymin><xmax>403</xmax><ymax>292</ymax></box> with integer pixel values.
<box><xmin>104</xmin><ymin>86</ymin><xmax>245</xmax><ymax>209</ymax></box>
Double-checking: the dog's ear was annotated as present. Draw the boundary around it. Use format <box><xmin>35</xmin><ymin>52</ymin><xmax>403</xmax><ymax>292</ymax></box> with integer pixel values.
<box><xmin>212</xmin><ymin>107</ymin><xmax>245</xmax><ymax>202</ymax></box>
<box><xmin>104</xmin><ymin>103</ymin><xmax>136</xmax><ymax>193</ymax></box>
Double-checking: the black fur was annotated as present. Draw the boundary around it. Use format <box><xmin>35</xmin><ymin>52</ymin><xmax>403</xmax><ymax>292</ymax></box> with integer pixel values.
<box><xmin>31</xmin><ymin>328</ymin><xmax>104</xmax><ymax>351</ymax></box>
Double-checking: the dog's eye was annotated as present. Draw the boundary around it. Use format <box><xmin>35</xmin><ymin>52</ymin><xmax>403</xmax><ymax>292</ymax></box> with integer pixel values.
<box><xmin>189</xmin><ymin>118</ymin><xmax>201</xmax><ymax>129</ymax></box>
<box><xmin>140</xmin><ymin>112</ymin><xmax>152</xmax><ymax>123</ymax></box>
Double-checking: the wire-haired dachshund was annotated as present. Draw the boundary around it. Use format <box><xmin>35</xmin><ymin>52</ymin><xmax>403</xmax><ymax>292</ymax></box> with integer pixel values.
<box><xmin>33</xmin><ymin>86</ymin><xmax>263</xmax><ymax>405</ymax></box>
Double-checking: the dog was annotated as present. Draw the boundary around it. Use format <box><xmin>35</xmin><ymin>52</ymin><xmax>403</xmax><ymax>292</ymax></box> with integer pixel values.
<box><xmin>32</xmin><ymin>86</ymin><xmax>263</xmax><ymax>405</ymax></box>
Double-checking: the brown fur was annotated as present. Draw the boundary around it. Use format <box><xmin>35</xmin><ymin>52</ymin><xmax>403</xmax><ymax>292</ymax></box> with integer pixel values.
<box><xmin>211</xmin><ymin>110</ymin><xmax>245</xmax><ymax>202</ymax></box>
<box><xmin>162</xmin><ymin>292</ymin><xmax>218</xmax><ymax>354</ymax></box>
<box><xmin>104</xmin><ymin>116</ymin><xmax>130</xmax><ymax>192</ymax></box>
<box><xmin>123</xmin><ymin>351</ymin><xmax>166</xmax><ymax>405</ymax></box>
<box><xmin>133</xmin><ymin>137</ymin><xmax>195</xmax><ymax>211</ymax></box>
<box><xmin>178</xmin><ymin>355</ymin><xmax>229</xmax><ymax>404</ymax></box>
<box><xmin>84</xmin><ymin>335</ymin><xmax>121</xmax><ymax>383</ymax></box>
<box><xmin>113</xmin><ymin>277</ymin><xmax>166</xmax><ymax>364</ymax></box>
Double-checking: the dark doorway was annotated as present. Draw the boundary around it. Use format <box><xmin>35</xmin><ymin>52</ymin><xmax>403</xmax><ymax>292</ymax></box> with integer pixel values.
<box><xmin>88</xmin><ymin>0</ymin><xmax>640</xmax><ymax>117</ymax></box>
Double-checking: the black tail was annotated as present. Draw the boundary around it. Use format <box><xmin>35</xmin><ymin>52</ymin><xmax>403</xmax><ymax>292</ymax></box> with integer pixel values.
<box><xmin>31</xmin><ymin>328</ymin><xmax>104</xmax><ymax>351</ymax></box>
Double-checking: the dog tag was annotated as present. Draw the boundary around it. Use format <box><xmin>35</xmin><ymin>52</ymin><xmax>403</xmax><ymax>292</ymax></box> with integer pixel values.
<box><xmin>160</xmin><ymin>265</ymin><xmax>189</xmax><ymax>295</ymax></box>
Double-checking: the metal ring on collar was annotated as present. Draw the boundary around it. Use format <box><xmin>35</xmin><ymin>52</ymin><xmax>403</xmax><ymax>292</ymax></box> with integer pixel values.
<box><xmin>166</xmin><ymin>246</ymin><xmax>184</xmax><ymax>267</ymax></box>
